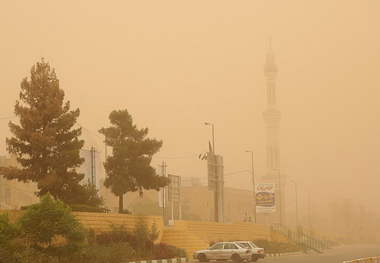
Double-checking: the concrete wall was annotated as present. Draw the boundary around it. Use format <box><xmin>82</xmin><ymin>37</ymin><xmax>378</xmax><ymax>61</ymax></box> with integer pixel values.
<box><xmin>2</xmin><ymin>210</ymin><xmax>165</xmax><ymax>243</ymax></box>
<box><xmin>172</xmin><ymin>220</ymin><xmax>271</xmax><ymax>244</ymax></box>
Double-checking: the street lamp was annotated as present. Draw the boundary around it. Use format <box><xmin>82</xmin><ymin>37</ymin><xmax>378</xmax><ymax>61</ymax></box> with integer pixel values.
<box><xmin>305</xmin><ymin>190</ymin><xmax>311</xmax><ymax>231</ymax></box>
<box><xmin>245</xmin><ymin>150</ymin><xmax>256</xmax><ymax>223</ymax></box>
<box><xmin>274</xmin><ymin>168</ymin><xmax>282</xmax><ymax>225</ymax></box>
<box><xmin>204</xmin><ymin>122</ymin><xmax>218</xmax><ymax>222</ymax></box>
<box><xmin>291</xmin><ymin>180</ymin><xmax>298</xmax><ymax>229</ymax></box>
<box><xmin>204</xmin><ymin>122</ymin><xmax>215</xmax><ymax>154</ymax></box>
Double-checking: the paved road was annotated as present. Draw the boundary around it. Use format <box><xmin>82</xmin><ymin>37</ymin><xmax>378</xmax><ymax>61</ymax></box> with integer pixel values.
<box><xmin>189</xmin><ymin>244</ymin><xmax>380</xmax><ymax>263</ymax></box>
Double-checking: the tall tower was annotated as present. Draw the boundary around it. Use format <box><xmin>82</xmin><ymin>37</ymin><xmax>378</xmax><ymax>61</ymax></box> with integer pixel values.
<box><xmin>262</xmin><ymin>42</ymin><xmax>285</xmax><ymax>224</ymax></box>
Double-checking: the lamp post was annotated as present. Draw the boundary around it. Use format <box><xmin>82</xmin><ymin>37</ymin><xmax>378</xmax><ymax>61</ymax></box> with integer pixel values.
<box><xmin>305</xmin><ymin>190</ymin><xmax>311</xmax><ymax>231</ymax></box>
<box><xmin>291</xmin><ymin>180</ymin><xmax>298</xmax><ymax>229</ymax></box>
<box><xmin>204</xmin><ymin>122</ymin><xmax>215</xmax><ymax>154</ymax></box>
<box><xmin>274</xmin><ymin>168</ymin><xmax>282</xmax><ymax>225</ymax></box>
<box><xmin>205</xmin><ymin>122</ymin><xmax>218</xmax><ymax>222</ymax></box>
<box><xmin>245</xmin><ymin>150</ymin><xmax>256</xmax><ymax>223</ymax></box>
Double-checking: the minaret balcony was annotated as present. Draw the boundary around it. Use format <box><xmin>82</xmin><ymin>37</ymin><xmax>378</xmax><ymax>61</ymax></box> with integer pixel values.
<box><xmin>263</xmin><ymin>109</ymin><xmax>281</xmax><ymax>118</ymax></box>
<box><xmin>264</xmin><ymin>65</ymin><xmax>278</xmax><ymax>74</ymax></box>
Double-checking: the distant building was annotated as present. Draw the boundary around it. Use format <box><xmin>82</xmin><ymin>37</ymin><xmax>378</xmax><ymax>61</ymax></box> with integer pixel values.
<box><xmin>261</xmin><ymin>43</ymin><xmax>286</xmax><ymax>225</ymax></box>
<box><xmin>0</xmin><ymin>147</ymin><xmax>103</xmax><ymax>210</ymax></box>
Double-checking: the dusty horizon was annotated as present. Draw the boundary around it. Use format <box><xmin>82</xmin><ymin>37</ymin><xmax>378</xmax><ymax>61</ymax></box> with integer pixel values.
<box><xmin>1</xmin><ymin>0</ymin><xmax>380</xmax><ymax>221</ymax></box>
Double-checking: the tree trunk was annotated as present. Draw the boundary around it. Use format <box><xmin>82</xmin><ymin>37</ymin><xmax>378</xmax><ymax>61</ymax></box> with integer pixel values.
<box><xmin>119</xmin><ymin>194</ymin><xmax>123</xmax><ymax>213</ymax></box>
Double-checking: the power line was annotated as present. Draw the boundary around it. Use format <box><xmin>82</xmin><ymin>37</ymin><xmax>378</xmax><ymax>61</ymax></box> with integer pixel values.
<box><xmin>153</xmin><ymin>154</ymin><xmax>199</xmax><ymax>160</ymax></box>
<box><xmin>75</xmin><ymin>122</ymin><xmax>105</xmax><ymax>140</ymax></box>
<box><xmin>0</xmin><ymin>116</ymin><xmax>16</xmax><ymax>120</ymax></box>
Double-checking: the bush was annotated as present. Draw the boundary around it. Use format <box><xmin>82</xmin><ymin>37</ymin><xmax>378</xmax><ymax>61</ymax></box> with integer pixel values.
<box><xmin>77</xmin><ymin>243</ymin><xmax>135</xmax><ymax>263</ymax></box>
<box><xmin>68</xmin><ymin>204</ymin><xmax>104</xmax><ymax>213</ymax></box>
<box><xmin>0</xmin><ymin>212</ymin><xmax>20</xmax><ymax>263</ymax></box>
<box><xmin>153</xmin><ymin>243</ymin><xmax>176</xmax><ymax>259</ymax></box>
<box><xmin>133</xmin><ymin>217</ymin><xmax>149</xmax><ymax>252</ymax></box>
<box><xmin>168</xmin><ymin>244</ymin><xmax>187</xmax><ymax>258</ymax></box>
<box><xmin>17</xmin><ymin>193</ymin><xmax>86</xmax><ymax>253</ymax></box>
<box><xmin>253</xmin><ymin>239</ymin><xmax>302</xmax><ymax>254</ymax></box>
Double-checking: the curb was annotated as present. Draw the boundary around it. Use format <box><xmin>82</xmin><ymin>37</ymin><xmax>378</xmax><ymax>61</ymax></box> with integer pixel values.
<box><xmin>122</xmin><ymin>257</ymin><xmax>189</xmax><ymax>263</ymax></box>
<box><xmin>266</xmin><ymin>251</ymin><xmax>303</xmax><ymax>257</ymax></box>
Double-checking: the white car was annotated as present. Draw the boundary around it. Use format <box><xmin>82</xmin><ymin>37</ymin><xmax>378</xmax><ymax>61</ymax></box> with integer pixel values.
<box><xmin>193</xmin><ymin>241</ymin><xmax>253</xmax><ymax>263</ymax></box>
<box><xmin>234</xmin><ymin>241</ymin><xmax>265</xmax><ymax>262</ymax></box>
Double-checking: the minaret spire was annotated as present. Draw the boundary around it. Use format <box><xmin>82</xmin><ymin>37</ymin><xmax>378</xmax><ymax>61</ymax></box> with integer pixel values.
<box><xmin>262</xmin><ymin>40</ymin><xmax>285</xmax><ymax>224</ymax></box>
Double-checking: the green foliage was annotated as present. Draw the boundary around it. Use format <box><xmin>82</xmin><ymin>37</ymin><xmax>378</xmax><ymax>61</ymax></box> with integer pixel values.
<box><xmin>0</xmin><ymin>59</ymin><xmax>86</xmax><ymax>203</ymax></box>
<box><xmin>96</xmin><ymin>222</ymin><xmax>134</xmax><ymax>245</ymax></box>
<box><xmin>253</xmin><ymin>239</ymin><xmax>303</xmax><ymax>253</ymax></box>
<box><xmin>79</xmin><ymin>181</ymin><xmax>105</xmax><ymax>207</ymax></box>
<box><xmin>13</xmin><ymin>243</ymin><xmax>135</xmax><ymax>263</ymax></box>
<box><xmin>18</xmin><ymin>193</ymin><xmax>86</xmax><ymax>252</ymax></box>
<box><xmin>167</xmin><ymin>244</ymin><xmax>187</xmax><ymax>258</ymax></box>
<box><xmin>133</xmin><ymin>217</ymin><xmax>150</xmax><ymax>252</ymax></box>
<box><xmin>120</xmin><ymin>208</ymin><xmax>132</xmax><ymax>214</ymax></box>
<box><xmin>67</xmin><ymin>204</ymin><xmax>104</xmax><ymax>213</ymax></box>
<box><xmin>86</xmin><ymin>228</ymin><xmax>96</xmax><ymax>246</ymax></box>
<box><xmin>13</xmin><ymin>247</ymin><xmax>60</xmax><ymax>263</ymax></box>
<box><xmin>149</xmin><ymin>220</ymin><xmax>160</xmax><ymax>242</ymax></box>
<box><xmin>0</xmin><ymin>212</ymin><xmax>20</xmax><ymax>263</ymax></box>
<box><xmin>153</xmin><ymin>243</ymin><xmax>176</xmax><ymax>259</ymax></box>
<box><xmin>99</xmin><ymin>109</ymin><xmax>169</xmax><ymax>212</ymax></box>
<box><xmin>77</xmin><ymin>243</ymin><xmax>135</xmax><ymax>263</ymax></box>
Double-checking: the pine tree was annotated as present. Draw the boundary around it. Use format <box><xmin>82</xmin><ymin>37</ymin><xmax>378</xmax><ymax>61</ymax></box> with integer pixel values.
<box><xmin>99</xmin><ymin>109</ymin><xmax>169</xmax><ymax>213</ymax></box>
<box><xmin>0</xmin><ymin>59</ymin><xmax>86</xmax><ymax>203</ymax></box>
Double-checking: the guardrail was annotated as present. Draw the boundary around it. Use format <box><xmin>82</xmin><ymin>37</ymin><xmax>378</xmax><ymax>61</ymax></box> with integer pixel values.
<box><xmin>343</xmin><ymin>257</ymin><xmax>380</xmax><ymax>263</ymax></box>
<box><xmin>272</xmin><ymin>223</ymin><xmax>326</xmax><ymax>253</ymax></box>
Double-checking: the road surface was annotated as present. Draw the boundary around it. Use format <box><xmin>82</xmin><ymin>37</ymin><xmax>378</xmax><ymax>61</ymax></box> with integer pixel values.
<box><xmin>189</xmin><ymin>244</ymin><xmax>380</xmax><ymax>263</ymax></box>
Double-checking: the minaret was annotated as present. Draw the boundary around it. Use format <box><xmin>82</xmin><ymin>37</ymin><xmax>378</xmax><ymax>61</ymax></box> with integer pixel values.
<box><xmin>262</xmin><ymin>41</ymin><xmax>285</xmax><ymax>224</ymax></box>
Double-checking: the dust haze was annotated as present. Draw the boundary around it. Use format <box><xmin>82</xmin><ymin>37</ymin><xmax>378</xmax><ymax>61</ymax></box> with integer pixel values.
<box><xmin>1</xmin><ymin>1</ymin><xmax>380</xmax><ymax>224</ymax></box>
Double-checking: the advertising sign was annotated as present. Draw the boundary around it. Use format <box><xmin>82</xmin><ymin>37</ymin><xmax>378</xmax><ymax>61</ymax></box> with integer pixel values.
<box><xmin>256</xmin><ymin>183</ymin><xmax>275</xmax><ymax>213</ymax></box>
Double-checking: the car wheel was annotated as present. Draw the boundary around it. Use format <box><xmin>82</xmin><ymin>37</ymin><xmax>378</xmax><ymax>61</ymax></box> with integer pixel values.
<box><xmin>251</xmin><ymin>258</ymin><xmax>258</xmax><ymax>262</ymax></box>
<box><xmin>198</xmin><ymin>254</ymin><xmax>207</xmax><ymax>262</ymax></box>
<box><xmin>232</xmin><ymin>254</ymin><xmax>241</xmax><ymax>263</ymax></box>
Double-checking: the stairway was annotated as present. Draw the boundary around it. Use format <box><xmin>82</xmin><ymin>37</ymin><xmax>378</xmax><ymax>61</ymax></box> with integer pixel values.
<box><xmin>273</xmin><ymin>224</ymin><xmax>330</xmax><ymax>254</ymax></box>
<box><xmin>161</xmin><ymin>227</ymin><xmax>210</xmax><ymax>258</ymax></box>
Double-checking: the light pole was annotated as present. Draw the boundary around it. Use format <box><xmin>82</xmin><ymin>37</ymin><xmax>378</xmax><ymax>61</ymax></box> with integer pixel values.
<box><xmin>274</xmin><ymin>169</ymin><xmax>282</xmax><ymax>225</ymax></box>
<box><xmin>204</xmin><ymin>122</ymin><xmax>215</xmax><ymax>154</ymax></box>
<box><xmin>205</xmin><ymin>122</ymin><xmax>218</xmax><ymax>222</ymax></box>
<box><xmin>292</xmin><ymin>180</ymin><xmax>298</xmax><ymax>229</ymax></box>
<box><xmin>305</xmin><ymin>190</ymin><xmax>311</xmax><ymax>231</ymax></box>
<box><xmin>245</xmin><ymin>150</ymin><xmax>256</xmax><ymax>223</ymax></box>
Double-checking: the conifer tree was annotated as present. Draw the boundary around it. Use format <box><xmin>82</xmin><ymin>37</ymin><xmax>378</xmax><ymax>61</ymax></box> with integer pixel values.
<box><xmin>99</xmin><ymin>109</ymin><xmax>169</xmax><ymax>213</ymax></box>
<box><xmin>0</xmin><ymin>59</ymin><xmax>86</xmax><ymax>203</ymax></box>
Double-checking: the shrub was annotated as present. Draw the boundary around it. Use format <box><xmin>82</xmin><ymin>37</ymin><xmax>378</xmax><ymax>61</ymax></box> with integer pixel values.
<box><xmin>153</xmin><ymin>243</ymin><xmax>176</xmax><ymax>259</ymax></box>
<box><xmin>77</xmin><ymin>243</ymin><xmax>135</xmax><ymax>263</ymax></box>
<box><xmin>0</xmin><ymin>212</ymin><xmax>20</xmax><ymax>263</ymax></box>
<box><xmin>253</xmin><ymin>239</ymin><xmax>302</xmax><ymax>254</ymax></box>
<box><xmin>96</xmin><ymin>222</ymin><xmax>134</xmax><ymax>245</ymax></box>
<box><xmin>13</xmin><ymin>247</ymin><xmax>60</xmax><ymax>263</ymax></box>
<box><xmin>67</xmin><ymin>204</ymin><xmax>104</xmax><ymax>213</ymax></box>
<box><xmin>133</xmin><ymin>217</ymin><xmax>149</xmax><ymax>252</ymax></box>
<box><xmin>17</xmin><ymin>193</ymin><xmax>86</xmax><ymax>253</ymax></box>
<box><xmin>168</xmin><ymin>244</ymin><xmax>187</xmax><ymax>258</ymax></box>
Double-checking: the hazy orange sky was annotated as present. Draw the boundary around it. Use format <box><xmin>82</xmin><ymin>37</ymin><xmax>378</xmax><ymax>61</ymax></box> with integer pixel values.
<box><xmin>1</xmin><ymin>1</ymin><xmax>380</xmax><ymax>215</ymax></box>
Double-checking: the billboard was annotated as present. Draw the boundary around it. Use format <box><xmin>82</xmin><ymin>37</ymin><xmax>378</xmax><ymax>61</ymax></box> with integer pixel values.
<box><xmin>256</xmin><ymin>183</ymin><xmax>275</xmax><ymax>213</ymax></box>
